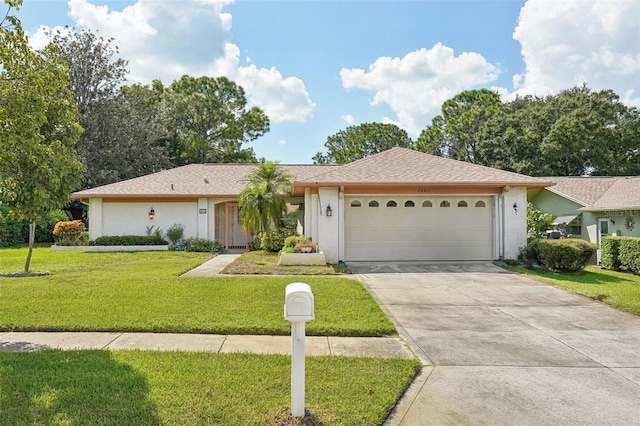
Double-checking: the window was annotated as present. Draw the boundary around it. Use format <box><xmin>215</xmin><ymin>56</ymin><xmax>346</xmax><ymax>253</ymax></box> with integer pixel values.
<box><xmin>475</xmin><ymin>201</ymin><xmax>486</xmax><ymax>207</ymax></box>
<box><xmin>386</xmin><ymin>200</ymin><xmax>397</xmax><ymax>207</ymax></box>
<box><xmin>422</xmin><ymin>200</ymin><xmax>433</xmax><ymax>207</ymax></box>
<box><xmin>404</xmin><ymin>200</ymin><xmax>415</xmax><ymax>207</ymax></box>
<box><xmin>440</xmin><ymin>200</ymin><xmax>450</xmax><ymax>207</ymax></box>
<box><xmin>368</xmin><ymin>200</ymin><xmax>379</xmax><ymax>207</ymax></box>
<box><xmin>350</xmin><ymin>200</ymin><xmax>361</xmax><ymax>207</ymax></box>
<box><xmin>458</xmin><ymin>201</ymin><xmax>468</xmax><ymax>207</ymax></box>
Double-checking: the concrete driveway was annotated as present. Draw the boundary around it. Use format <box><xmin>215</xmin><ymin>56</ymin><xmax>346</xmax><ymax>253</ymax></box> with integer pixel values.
<box><xmin>351</xmin><ymin>262</ymin><xmax>640</xmax><ymax>425</ymax></box>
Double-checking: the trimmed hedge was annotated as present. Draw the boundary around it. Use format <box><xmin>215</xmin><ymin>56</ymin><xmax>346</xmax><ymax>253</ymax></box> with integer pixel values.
<box><xmin>174</xmin><ymin>237</ymin><xmax>224</xmax><ymax>253</ymax></box>
<box><xmin>600</xmin><ymin>237</ymin><xmax>622</xmax><ymax>271</ymax></box>
<box><xmin>93</xmin><ymin>235</ymin><xmax>168</xmax><ymax>246</ymax></box>
<box><xmin>603</xmin><ymin>236</ymin><xmax>640</xmax><ymax>274</ymax></box>
<box><xmin>523</xmin><ymin>238</ymin><xmax>596</xmax><ymax>273</ymax></box>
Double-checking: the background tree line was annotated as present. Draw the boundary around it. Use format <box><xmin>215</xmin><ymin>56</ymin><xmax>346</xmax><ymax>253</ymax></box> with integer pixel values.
<box><xmin>315</xmin><ymin>86</ymin><xmax>640</xmax><ymax>177</ymax></box>
<box><xmin>47</xmin><ymin>28</ymin><xmax>269</xmax><ymax>190</ymax></box>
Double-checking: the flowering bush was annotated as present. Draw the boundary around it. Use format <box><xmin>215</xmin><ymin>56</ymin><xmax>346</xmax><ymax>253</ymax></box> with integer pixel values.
<box><xmin>53</xmin><ymin>220</ymin><xmax>87</xmax><ymax>246</ymax></box>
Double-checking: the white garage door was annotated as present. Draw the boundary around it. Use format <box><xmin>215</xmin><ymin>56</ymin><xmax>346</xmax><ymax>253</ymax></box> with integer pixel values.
<box><xmin>345</xmin><ymin>196</ymin><xmax>494</xmax><ymax>261</ymax></box>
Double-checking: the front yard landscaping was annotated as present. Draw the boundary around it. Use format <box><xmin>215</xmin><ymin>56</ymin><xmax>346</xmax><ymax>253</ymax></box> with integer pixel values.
<box><xmin>0</xmin><ymin>248</ymin><xmax>394</xmax><ymax>336</ymax></box>
<box><xmin>222</xmin><ymin>250</ymin><xmax>349</xmax><ymax>275</ymax></box>
<box><xmin>510</xmin><ymin>265</ymin><xmax>640</xmax><ymax>315</ymax></box>
<box><xmin>0</xmin><ymin>248</ymin><xmax>417</xmax><ymax>424</ymax></box>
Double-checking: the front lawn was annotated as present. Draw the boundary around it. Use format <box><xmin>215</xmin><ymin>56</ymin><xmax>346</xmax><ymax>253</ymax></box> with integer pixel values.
<box><xmin>511</xmin><ymin>265</ymin><xmax>640</xmax><ymax>315</ymax></box>
<box><xmin>223</xmin><ymin>250</ymin><xmax>349</xmax><ymax>275</ymax></box>
<box><xmin>0</xmin><ymin>350</ymin><xmax>421</xmax><ymax>425</ymax></box>
<box><xmin>0</xmin><ymin>248</ymin><xmax>395</xmax><ymax>336</ymax></box>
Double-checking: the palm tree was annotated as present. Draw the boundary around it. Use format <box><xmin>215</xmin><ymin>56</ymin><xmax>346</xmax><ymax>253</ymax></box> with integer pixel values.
<box><xmin>239</xmin><ymin>163</ymin><xmax>293</xmax><ymax>233</ymax></box>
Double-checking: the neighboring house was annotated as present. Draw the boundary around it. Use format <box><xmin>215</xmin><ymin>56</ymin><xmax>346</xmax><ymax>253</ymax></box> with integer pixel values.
<box><xmin>73</xmin><ymin>147</ymin><xmax>553</xmax><ymax>263</ymax></box>
<box><xmin>528</xmin><ymin>176</ymin><xmax>640</xmax><ymax>246</ymax></box>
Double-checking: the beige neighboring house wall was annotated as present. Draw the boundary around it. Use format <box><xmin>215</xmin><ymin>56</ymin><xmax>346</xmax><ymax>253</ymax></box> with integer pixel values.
<box><xmin>74</xmin><ymin>148</ymin><xmax>553</xmax><ymax>262</ymax></box>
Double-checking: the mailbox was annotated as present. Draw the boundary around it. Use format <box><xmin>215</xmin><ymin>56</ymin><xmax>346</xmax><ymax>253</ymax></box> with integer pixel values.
<box><xmin>284</xmin><ymin>282</ymin><xmax>314</xmax><ymax>322</ymax></box>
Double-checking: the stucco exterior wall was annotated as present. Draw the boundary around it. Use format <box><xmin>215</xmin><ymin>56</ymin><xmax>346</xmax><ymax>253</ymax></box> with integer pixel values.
<box><xmin>503</xmin><ymin>187</ymin><xmax>528</xmax><ymax>259</ymax></box>
<box><xmin>316</xmin><ymin>187</ymin><xmax>340</xmax><ymax>263</ymax></box>
<box><xmin>91</xmin><ymin>200</ymin><xmax>199</xmax><ymax>240</ymax></box>
<box><xmin>530</xmin><ymin>189</ymin><xmax>583</xmax><ymax>217</ymax></box>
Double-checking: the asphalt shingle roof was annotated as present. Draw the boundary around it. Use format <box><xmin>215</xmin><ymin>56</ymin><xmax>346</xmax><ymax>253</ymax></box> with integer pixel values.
<box><xmin>73</xmin><ymin>148</ymin><xmax>553</xmax><ymax>199</ymax></box>
<box><xmin>294</xmin><ymin>147</ymin><xmax>553</xmax><ymax>186</ymax></box>
<box><xmin>545</xmin><ymin>176</ymin><xmax>640</xmax><ymax>210</ymax></box>
<box><xmin>73</xmin><ymin>164</ymin><xmax>336</xmax><ymax>198</ymax></box>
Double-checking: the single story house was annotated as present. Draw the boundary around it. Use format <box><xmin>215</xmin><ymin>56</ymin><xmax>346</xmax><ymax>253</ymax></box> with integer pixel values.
<box><xmin>528</xmin><ymin>176</ymin><xmax>640</xmax><ymax>246</ymax></box>
<box><xmin>72</xmin><ymin>147</ymin><xmax>553</xmax><ymax>263</ymax></box>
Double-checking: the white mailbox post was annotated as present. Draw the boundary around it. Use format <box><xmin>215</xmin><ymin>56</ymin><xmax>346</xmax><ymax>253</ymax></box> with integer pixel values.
<box><xmin>284</xmin><ymin>282</ymin><xmax>315</xmax><ymax>418</ymax></box>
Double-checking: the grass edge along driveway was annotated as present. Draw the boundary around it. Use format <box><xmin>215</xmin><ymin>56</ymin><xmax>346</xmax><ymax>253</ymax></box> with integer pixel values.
<box><xmin>510</xmin><ymin>265</ymin><xmax>640</xmax><ymax>315</ymax></box>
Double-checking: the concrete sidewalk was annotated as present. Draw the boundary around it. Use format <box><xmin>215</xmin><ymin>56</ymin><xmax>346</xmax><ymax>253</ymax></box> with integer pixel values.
<box><xmin>180</xmin><ymin>253</ymin><xmax>241</xmax><ymax>276</ymax></box>
<box><xmin>0</xmin><ymin>331</ymin><xmax>414</xmax><ymax>358</ymax></box>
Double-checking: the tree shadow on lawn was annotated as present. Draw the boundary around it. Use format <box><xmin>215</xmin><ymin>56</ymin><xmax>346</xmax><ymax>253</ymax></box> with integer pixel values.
<box><xmin>0</xmin><ymin>349</ymin><xmax>159</xmax><ymax>424</ymax></box>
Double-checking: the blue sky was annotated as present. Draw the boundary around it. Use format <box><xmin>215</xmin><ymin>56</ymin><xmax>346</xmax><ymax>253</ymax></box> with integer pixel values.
<box><xmin>16</xmin><ymin>0</ymin><xmax>640</xmax><ymax>164</ymax></box>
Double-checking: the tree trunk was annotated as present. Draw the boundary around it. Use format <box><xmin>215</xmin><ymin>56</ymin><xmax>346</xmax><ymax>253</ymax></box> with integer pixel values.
<box><xmin>24</xmin><ymin>221</ymin><xmax>36</xmax><ymax>273</ymax></box>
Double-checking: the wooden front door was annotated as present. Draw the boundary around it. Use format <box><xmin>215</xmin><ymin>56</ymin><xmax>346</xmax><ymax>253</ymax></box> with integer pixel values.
<box><xmin>216</xmin><ymin>203</ymin><xmax>249</xmax><ymax>250</ymax></box>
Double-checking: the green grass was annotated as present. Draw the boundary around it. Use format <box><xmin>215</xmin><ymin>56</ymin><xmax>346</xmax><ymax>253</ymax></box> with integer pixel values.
<box><xmin>223</xmin><ymin>250</ymin><xmax>350</xmax><ymax>275</ymax></box>
<box><xmin>0</xmin><ymin>350</ymin><xmax>421</xmax><ymax>425</ymax></box>
<box><xmin>511</xmin><ymin>265</ymin><xmax>640</xmax><ymax>315</ymax></box>
<box><xmin>0</xmin><ymin>248</ymin><xmax>395</xmax><ymax>336</ymax></box>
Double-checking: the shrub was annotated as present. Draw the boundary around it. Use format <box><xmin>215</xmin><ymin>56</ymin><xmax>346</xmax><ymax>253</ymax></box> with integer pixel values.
<box><xmin>0</xmin><ymin>206</ymin><xmax>70</xmax><ymax>246</ymax></box>
<box><xmin>166</xmin><ymin>223</ymin><xmax>185</xmax><ymax>246</ymax></box>
<box><xmin>251</xmin><ymin>234</ymin><xmax>263</xmax><ymax>251</ymax></box>
<box><xmin>535</xmin><ymin>239</ymin><xmax>597</xmax><ymax>272</ymax></box>
<box><xmin>284</xmin><ymin>235</ymin><xmax>308</xmax><ymax>249</ymax></box>
<box><xmin>0</xmin><ymin>205</ymin><xmax>24</xmax><ymax>247</ymax></box>
<box><xmin>600</xmin><ymin>236</ymin><xmax>622</xmax><ymax>271</ymax></box>
<box><xmin>294</xmin><ymin>239</ymin><xmax>317</xmax><ymax>253</ymax></box>
<box><xmin>519</xmin><ymin>239</ymin><xmax>542</xmax><ymax>267</ymax></box>
<box><xmin>53</xmin><ymin>220</ymin><xmax>87</xmax><ymax>246</ymax></box>
<box><xmin>618</xmin><ymin>237</ymin><xmax>640</xmax><ymax>275</ymax></box>
<box><xmin>94</xmin><ymin>235</ymin><xmax>168</xmax><ymax>246</ymax></box>
<box><xmin>260</xmin><ymin>227</ymin><xmax>296</xmax><ymax>252</ymax></box>
<box><xmin>527</xmin><ymin>203</ymin><xmax>554</xmax><ymax>238</ymax></box>
<box><xmin>145</xmin><ymin>225</ymin><xmax>164</xmax><ymax>239</ymax></box>
<box><xmin>174</xmin><ymin>237</ymin><xmax>225</xmax><ymax>253</ymax></box>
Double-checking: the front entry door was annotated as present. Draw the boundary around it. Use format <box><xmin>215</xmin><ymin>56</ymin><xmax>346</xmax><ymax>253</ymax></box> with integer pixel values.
<box><xmin>598</xmin><ymin>218</ymin><xmax>610</xmax><ymax>246</ymax></box>
<box><xmin>215</xmin><ymin>203</ymin><xmax>249</xmax><ymax>250</ymax></box>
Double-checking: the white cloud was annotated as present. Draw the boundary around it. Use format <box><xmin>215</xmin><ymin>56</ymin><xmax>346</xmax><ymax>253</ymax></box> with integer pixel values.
<box><xmin>29</xmin><ymin>0</ymin><xmax>314</xmax><ymax>123</ymax></box>
<box><xmin>278</xmin><ymin>139</ymin><xmax>286</xmax><ymax>145</ymax></box>
<box><xmin>341</xmin><ymin>114</ymin><xmax>355</xmax><ymax>125</ymax></box>
<box><xmin>509</xmin><ymin>0</ymin><xmax>640</xmax><ymax>105</ymax></box>
<box><xmin>209</xmin><ymin>43</ymin><xmax>315</xmax><ymax>123</ymax></box>
<box><xmin>340</xmin><ymin>43</ymin><xmax>500</xmax><ymax>134</ymax></box>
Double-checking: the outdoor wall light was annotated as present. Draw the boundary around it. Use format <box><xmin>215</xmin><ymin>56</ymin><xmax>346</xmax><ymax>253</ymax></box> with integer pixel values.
<box><xmin>611</xmin><ymin>219</ymin><xmax>615</xmax><ymax>225</ymax></box>
<box><xmin>148</xmin><ymin>208</ymin><xmax>156</xmax><ymax>220</ymax></box>
<box><xmin>326</xmin><ymin>204</ymin><xmax>332</xmax><ymax>217</ymax></box>
<box><xmin>513</xmin><ymin>202</ymin><xmax>518</xmax><ymax>214</ymax></box>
